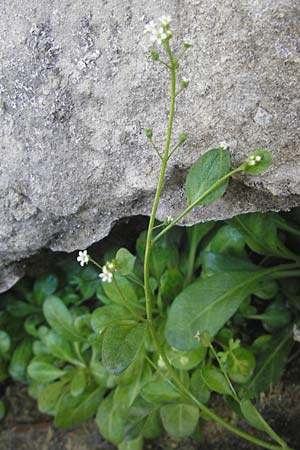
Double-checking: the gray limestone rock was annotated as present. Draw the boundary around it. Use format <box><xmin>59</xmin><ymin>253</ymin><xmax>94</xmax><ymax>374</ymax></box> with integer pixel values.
<box><xmin>0</xmin><ymin>0</ymin><xmax>300</xmax><ymax>290</ymax></box>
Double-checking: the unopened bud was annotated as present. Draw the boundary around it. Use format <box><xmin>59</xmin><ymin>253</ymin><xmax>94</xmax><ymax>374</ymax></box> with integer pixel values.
<box><xmin>184</xmin><ymin>39</ymin><xmax>192</xmax><ymax>48</ymax></box>
<box><xmin>181</xmin><ymin>77</ymin><xmax>189</xmax><ymax>89</ymax></box>
<box><xmin>145</xmin><ymin>128</ymin><xmax>153</xmax><ymax>139</ymax></box>
<box><xmin>179</xmin><ymin>132</ymin><xmax>187</xmax><ymax>144</ymax></box>
<box><xmin>150</xmin><ymin>50</ymin><xmax>159</xmax><ymax>61</ymax></box>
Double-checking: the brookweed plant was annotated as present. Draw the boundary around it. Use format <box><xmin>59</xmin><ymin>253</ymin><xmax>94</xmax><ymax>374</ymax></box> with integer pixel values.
<box><xmin>1</xmin><ymin>15</ymin><xmax>300</xmax><ymax>450</ymax></box>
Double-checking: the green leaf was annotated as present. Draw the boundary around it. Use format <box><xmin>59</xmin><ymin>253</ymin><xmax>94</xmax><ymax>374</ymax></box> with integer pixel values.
<box><xmin>34</xmin><ymin>273</ymin><xmax>58</xmax><ymax>304</ymax></box>
<box><xmin>38</xmin><ymin>380</ymin><xmax>67</xmax><ymax>414</ymax></box>
<box><xmin>44</xmin><ymin>331</ymin><xmax>78</xmax><ymax>363</ymax></box>
<box><xmin>96</xmin><ymin>392</ymin><xmax>125</xmax><ymax>445</ymax></box>
<box><xmin>190</xmin><ymin>369</ymin><xmax>211</xmax><ymax>404</ymax></box>
<box><xmin>89</xmin><ymin>360</ymin><xmax>110</xmax><ymax>386</ymax></box>
<box><xmin>43</xmin><ymin>296</ymin><xmax>81</xmax><ymax>341</ymax></box>
<box><xmin>142</xmin><ymin>409</ymin><xmax>163</xmax><ymax>439</ymax></box>
<box><xmin>186</xmin><ymin>147</ymin><xmax>231</xmax><ymax>206</ymax></box>
<box><xmin>165</xmin><ymin>345</ymin><xmax>206</xmax><ymax>370</ymax></box>
<box><xmin>229</xmin><ymin>213</ymin><xmax>295</xmax><ymax>259</ymax></box>
<box><xmin>186</xmin><ymin>221</ymin><xmax>216</xmax><ymax>249</ymax></box>
<box><xmin>103</xmin><ymin>275</ymin><xmax>139</xmax><ymax>308</ymax></box>
<box><xmin>91</xmin><ymin>305</ymin><xmax>132</xmax><ymax>333</ymax></box>
<box><xmin>160</xmin><ymin>403</ymin><xmax>199</xmax><ymax>438</ymax></box>
<box><xmin>55</xmin><ymin>386</ymin><xmax>104</xmax><ymax>429</ymax></box>
<box><xmin>114</xmin><ymin>363</ymin><xmax>152</xmax><ymax>416</ymax></box>
<box><xmin>6</xmin><ymin>301</ymin><xmax>39</xmax><ymax>318</ymax></box>
<box><xmin>227</xmin><ymin>348</ymin><xmax>256</xmax><ymax>384</ymax></box>
<box><xmin>0</xmin><ymin>331</ymin><xmax>10</xmax><ymax>354</ymax></box>
<box><xmin>118</xmin><ymin>437</ymin><xmax>143</xmax><ymax>450</ymax></box>
<box><xmin>206</xmin><ymin>224</ymin><xmax>246</xmax><ymax>256</ymax></box>
<box><xmin>200</xmin><ymin>252</ymin><xmax>256</xmax><ymax>276</ymax></box>
<box><xmin>141</xmin><ymin>380</ymin><xmax>180</xmax><ymax>403</ymax></box>
<box><xmin>201</xmin><ymin>367</ymin><xmax>232</xmax><ymax>396</ymax></box>
<box><xmin>165</xmin><ymin>270</ymin><xmax>267</xmax><ymax>350</ymax></box>
<box><xmin>102</xmin><ymin>323</ymin><xmax>146</xmax><ymax>375</ymax></box>
<box><xmin>247</xmin><ymin>327</ymin><xmax>293</xmax><ymax>395</ymax></box>
<box><xmin>240</xmin><ymin>399</ymin><xmax>270</xmax><ymax>432</ymax></box>
<box><xmin>71</xmin><ymin>265</ymin><xmax>100</xmax><ymax>300</ymax></box>
<box><xmin>124</xmin><ymin>397</ymin><xmax>154</xmax><ymax>440</ymax></box>
<box><xmin>9</xmin><ymin>338</ymin><xmax>33</xmax><ymax>381</ymax></box>
<box><xmin>28</xmin><ymin>358</ymin><xmax>66</xmax><ymax>382</ymax></box>
<box><xmin>260</xmin><ymin>302</ymin><xmax>292</xmax><ymax>333</ymax></box>
<box><xmin>70</xmin><ymin>368</ymin><xmax>87</xmax><ymax>397</ymax></box>
<box><xmin>158</xmin><ymin>269</ymin><xmax>183</xmax><ymax>303</ymax></box>
<box><xmin>243</xmin><ymin>150</ymin><xmax>272</xmax><ymax>175</ymax></box>
<box><xmin>116</xmin><ymin>248</ymin><xmax>136</xmax><ymax>275</ymax></box>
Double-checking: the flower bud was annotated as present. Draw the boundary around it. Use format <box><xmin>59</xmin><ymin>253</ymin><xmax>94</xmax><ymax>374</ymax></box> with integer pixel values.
<box><xmin>179</xmin><ymin>132</ymin><xmax>187</xmax><ymax>144</ymax></box>
<box><xmin>181</xmin><ymin>77</ymin><xmax>189</xmax><ymax>89</ymax></box>
<box><xmin>150</xmin><ymin>50</ymin><xmax>159</xmax><ymax>61</ymax></box>
<box><xmin>145</xmin><ymin>128</ymin><xmax>153</xmax><ymax>139</ymax></box>
<box><xmin>184</xmin><ymin>39</ymin><xmax>192</xmax><ymax>48</ymax></box>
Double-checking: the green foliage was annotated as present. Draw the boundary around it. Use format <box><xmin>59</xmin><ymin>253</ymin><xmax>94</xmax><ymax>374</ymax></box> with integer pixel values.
<box><xmin>186</xmin><ymin>148</ymin><xmax>231</xmax><ymax>206</ymax></box>
<box><xmin>0</xmin><ymin>210</ymin><xmax>300</xmax><ymax>449</ymax></box>
<box><xmin>0</xmin><ymin>20</ymin><xmax>299</xmax><ymax>449</ymax></box>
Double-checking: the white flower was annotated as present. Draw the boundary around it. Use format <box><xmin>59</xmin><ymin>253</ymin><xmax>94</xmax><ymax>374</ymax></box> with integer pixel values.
<box><xmin>77</xmin><ymin>250</ymin><xmax>89</xmax><ymax>267</ymax></box>
<box><xmin>219</xmin><ymin>141</ymin><xmax>229</xmax><ymax>149</ymax></box>
<box><xmin>107</xmin><ymin>262</ymin><xmax>115</xmax><ymax>271</ymax></box>
<box><xmin>293</xmin><ymin>324</ymin><xmax>300</xmax><ymax>342</ymax></box>
<box><xmin>99</xmin><ymin>266</ymin><xmax>113</xmax><ymax>283</ymax></box>
<box><xmin>150</xmin><ymin>27</ymin><xmax>168</xmax><ymax>45</ymax></box>
<box><xmin>255</xmin><ymin>155</ymin><xmax>262</xmax><ymax>162</ymax></box>
<box><xmin>159</xmin><ymin>15</ymin><xmax>171</xmax><ymax>26</ymax></box>
<box><xmin>144</xmin><ymin>20</ymin><xmax>156</xmax><ymax>34</ymax></box>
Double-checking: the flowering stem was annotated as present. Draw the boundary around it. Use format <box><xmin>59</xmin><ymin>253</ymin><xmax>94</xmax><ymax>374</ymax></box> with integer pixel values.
<box><xmin>142</xmin><ymin>42</ymin><xmax>292</xmax><ymax>450</ymax></box>
<box><xmin>144</xmin><ymin>40</ymin><xmax>177</xmax><ymax>326</ymax></box>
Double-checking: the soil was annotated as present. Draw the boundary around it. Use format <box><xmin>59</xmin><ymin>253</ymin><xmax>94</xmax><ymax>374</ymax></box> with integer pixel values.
<box><xmin>1</xmin><ymin>355</ymin><xmax>299</xmax><ymax>450</ymax></box>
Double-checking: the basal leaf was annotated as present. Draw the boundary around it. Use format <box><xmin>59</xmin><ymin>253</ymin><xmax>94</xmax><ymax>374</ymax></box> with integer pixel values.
<box><xmin>247</xmin><ymin>326</ymin><xmax>293</xmax><ymax>396</ymax></box>
<box><xmin>9</xmin><ymin>338</ymin><xmax>33</xmax><ymax>382</ymax></box>
<box><xmin>38</xmin><ymin>380</ymin><xmax>67</xmax><ymax>414</ymax></box>
<box><xmin>201</xmin><ymin>367</ymin><xmax>232</xmax><ymax>396</ymax></box>
<box><xmin>165</xmin><ymin>270</ymin><xmax>268</xmax><ymax>350</ymax></box>
<box><xmin>28</xmin><ymin>359</ymin><xmax>66</xmax><ymax>383</ymax></box>
<box><xmin>96</xmin><ymin>392</ymin><xmax>125</xmax><ymax>445</ymax></box>
<box><xmin>116</xmin><ymin>248</ymin><xmax>136</xmax><ymax>275</ymax></box>
<box><xmin>160</xmin><ymin>403</ymin><xmax>199</xmax><ymax>438</ymax></box>
<box><xmin>102</xmin><ymin>323</ymin><xmax>146</xmax><ymax>375</ymax></box>
<box><xmin>43</xmin><ymin>296</ymin><xmax>82</xmax><ymax>341</ymax></box>
<box><xmin>185</xmin><ymin>148</ymin><xmax>231</xmax><ymax>206</ymax></box>
<box><xmin>55</xmin><ymin>386</ymin><xmax>104</xmax><ymax>429</ymax></box>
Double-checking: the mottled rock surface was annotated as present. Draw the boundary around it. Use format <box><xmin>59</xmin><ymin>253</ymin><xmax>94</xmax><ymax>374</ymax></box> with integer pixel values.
<box><xmin>1</xmin><ymin>0</ymin><xmax>300</xmax><ymax>290</ymax></box>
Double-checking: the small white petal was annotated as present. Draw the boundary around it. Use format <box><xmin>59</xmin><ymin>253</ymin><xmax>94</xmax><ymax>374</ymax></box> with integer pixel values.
<box><xmin>255</xmin><ymin>155</ymin><xmax>262</xmax><ymax>162</ymax></box>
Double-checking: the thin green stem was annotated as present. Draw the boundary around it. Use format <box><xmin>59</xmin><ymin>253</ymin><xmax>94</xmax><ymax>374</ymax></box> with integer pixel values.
<box><xmin>168</xmin><ymin>140</ymin><xmax>183</xmax><ymax>159</ymax></box>
<box><xmin>153</xmin><ymin>166</ymin><xmax>243</xmax><ymax>244</ymax></box>
<box><xmin>150</xmin><ymin>137</ymin><xmax>163</xmax><ymax>160</ymax></box>
<box><xmin>209</xmin><ymin>344</ymin><xmax>240</xmax><ymax>403</ymax></box>
<box><xmin>144</xmin><ymin>41</ymin><xmax>177</xmax><ymax>326</ymax></box>
<box><xmin>158</xmin><ymin>58</ymin><xmax>171</xmax><ymax>69</ymax></box>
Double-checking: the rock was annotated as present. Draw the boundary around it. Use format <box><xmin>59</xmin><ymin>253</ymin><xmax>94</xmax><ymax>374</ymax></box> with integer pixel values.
<box><xmin>0</xmin><ymin>0</ymin><xmax>299</xmax><ymax>289</ymax></box>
